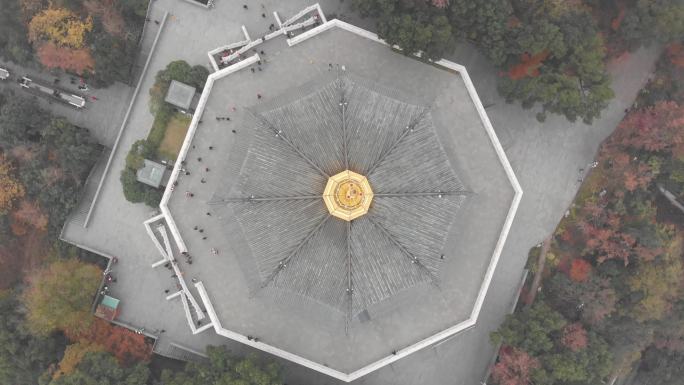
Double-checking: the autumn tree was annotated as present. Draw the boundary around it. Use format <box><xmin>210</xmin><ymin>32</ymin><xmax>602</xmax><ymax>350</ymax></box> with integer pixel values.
<box><xmin>546</xmin><ymin>272</ymin><xmax>617</xmax><ymax>325</ymax></box>
<box><xmin>12</xmin><ymin>200</ymin><xmax>49</xmax><ymax>232</ymax></box>
<box><xmin>492</xmin><ymin>301</ymin><xmax>612</xmax><ymax>384</ymax></box>
<box><xmin>628</xmin><ymin>235</ymin><xmax>683</xmax><ymax>322</ymax></box>
<box><xmin>23</xmin><ymin>259</ymin><xmax>102</xmax><ymax>336</ymax></box>
<box><xmin>611</xmin><ymin>101</ymin><xmax>684</xmax><ymax>157</ymax></box>
<box><xmin>53</xmin><ymin>342</ymin><xmax>105</xmax><ymax>379</ymax></box>
<box><xmin>71</xmin><ymin>319</ymin><xmax>152</xmax><ymax>367</ymax></box>
<box><xmin>36</xmin><ymin>42</ymin><xmax>94</xmax><ymax>74</ymax></box>
<box><xmin>568</xmin><ymin>258</ymin><xmax>591</xmax><ymax>282</ymax></box>
<box><xmin>491</xmin><ymin>346</ymin><xmax>539</xmax><ymax>385</ymax></box>
<box><xmin>0</xmin><ymin>154</ymin><xmax>26</xmax><ymax>214</ymax></box>
<box><xmin>28</xmin><ymin>8</ymin><xmax>93</xmax><ymax>49</ymax></box>
<box><xmin>561</xmin><ymin>322</ymin><xmax>588</xmax><ymax>351</ymax></box>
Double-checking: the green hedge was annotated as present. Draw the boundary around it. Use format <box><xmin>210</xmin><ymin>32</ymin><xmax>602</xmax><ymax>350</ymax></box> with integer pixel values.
<box><xmin>121</xmin><ymin>60</ymin><xmax>208</xmax><ymax>207</ymax></box>
<box><xmin>120</xmin><ymin>168</ymin><xmax>162</xmax><ymax>206</ymax></box>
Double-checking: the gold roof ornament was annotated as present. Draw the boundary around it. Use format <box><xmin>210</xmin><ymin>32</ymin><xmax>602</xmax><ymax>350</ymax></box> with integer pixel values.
<box><xmin>323</xmin><ymin>170</ymin><xmax>373</xmax><ymax>221</ymax></box>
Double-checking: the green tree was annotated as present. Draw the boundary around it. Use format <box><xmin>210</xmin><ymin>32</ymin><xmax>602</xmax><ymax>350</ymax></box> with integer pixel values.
<box><xmin>627</xmin><ymin>235</ymin><xmax>683</xmax><ymax>322</ymax></box>
<box><xmin>491</xmin><ymin>302</ymin><xmax>566</xmax><ymax>355</ymax></box>
<box><xmin>0</xmin><ymin>0</ymin><xmax>32</xmax><ymax>64</ymax></box>
<box><xmin>23</xmin><ymin>259</ymin><xmax>102</xmax><ymax>336</ymax></box>
<box><xmin>540</xmin><ymin>333</ymin><xmax>612</xmax><ymax>384</ymax></box>
<box><xmin>42</xmin><ymin>118</ymin><xmax>100</xmax><ymax>179</ymax></box>
<box><xmin>492</xmin><ymin>301</ymin><xmax>613</xmax><ymax>384</ymax></box>
<box><xmin>89</xmin><ymin>26</ymin><xmax>138</xmax><ymax>87</ymax></box>
<box><xmin>0</xmin><ymin>292</ymin><xmax>66</xmax><ymax>385</ymax></box>
<box><xmin>47</xmin><ymin>351</ymin><xmax>149</xmax><ymax>385</ymax></box>
<box><xmin>449</xmin><ymin>0</ymin><xmax>513</xmax><ymax>65</ymax></box>
<box><xmin>159</xmin><ymin>345</ymin><xmax>281</xmax><ymax>385</ymax></box>
<box><xmin>0</xmin><ymin>96</ymin><xmax>50</xmax><ymax>147</ymax></box>
<box><xmin>352</xmin><ymin>0</ymin><xmax>452</xmax><ymax>59</ymax></box>
<box><xmin>499</xmin><ymin>8</ymin><xmax>614</xmax><ymax>123</ymax></box>
<box><xmin>635</xmin><ymin>347</ymin><xmax>684</xmax><ymax>385</ymax></box>
<box><xmin>378</xmin><ymin>13</ymin><xmax>453</xmax><ymax>59</ymax></box>
<box><xmin>149</xmin><ymin>60</ymin><xmax>208</xmax><ymax>113</ymax></box>
<box><xmin>119</xmin><ymin>0</ymin><xmax>149</xmax><ymax>18</ymax></box>
<box><xmin>546</xmin><ymin>272</ymin><xmax>617</xmax><ymax>325</ymax></box>
<box><xmin>120</xmin><ymin>168</ymin><xmax>162</xmax><ymax>206</ymax></box>
<box><xmin>618</xmin><ymin>0</ymin><xmax>684</xmax><ymax>47</ymax></box>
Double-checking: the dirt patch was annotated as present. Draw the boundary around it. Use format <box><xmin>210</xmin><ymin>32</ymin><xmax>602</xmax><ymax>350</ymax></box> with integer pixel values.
<box><xmin>158</xmin><ymin>113</ymin><xmax>191</xmax><ymax>161</ymax></box>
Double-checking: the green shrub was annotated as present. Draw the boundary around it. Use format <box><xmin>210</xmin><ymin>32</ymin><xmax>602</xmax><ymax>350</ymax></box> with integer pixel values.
<box><xmin>147</xmin><ymin>104</ymin><xmax>173</xmax><ymax>151</ymax></box>
<box><xmin>149</xmin><ymin>60</ymin><xmax>209</xmax><ymax>114</ymax></box>
<box><xmin>120</xmin><ymin>168</ymin><xmax>146</xmax><ymax>203</ymax></box>
<box><xmin>120</xmin><ymin>168</ymin><xmax>162</xmax><ymax>207</ymax></box>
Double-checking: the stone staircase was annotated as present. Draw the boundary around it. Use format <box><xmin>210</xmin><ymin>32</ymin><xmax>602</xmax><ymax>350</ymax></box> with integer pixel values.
<box><xmin>154</xmin><ymin>340</ymin><xmax>208</xmax><ymax>363</ymax></box>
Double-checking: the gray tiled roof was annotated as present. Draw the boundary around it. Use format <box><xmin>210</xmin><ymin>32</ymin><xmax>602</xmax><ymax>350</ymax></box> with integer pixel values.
<box><xmin>165</xmin><ymin>80</ymin><xmax>196</xmax><ymax>110</ymax></box>
<box><xmin>136</xmin><ymin>159</ymin><xmax>166</xmax><ymax>188</ymax></box>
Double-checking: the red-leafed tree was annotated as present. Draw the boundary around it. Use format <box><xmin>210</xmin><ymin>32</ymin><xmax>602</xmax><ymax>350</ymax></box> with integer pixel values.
<box><xmin>36</xmin><ymin>42</ymin><xmax>94</xmax><ymax>75</ymax></box>
<box><xmin>666</xmin><ymin>43</ymin><xmax>684</xmax><ymax>68</ymax></box>
<box><xmin>491</xmin><ymin>346</ymin><xmax>539</xmax><ymax>385</ymax></box>
<box><xmin>576</xmin><ymin>204</ymin><xmax>634</xmax><ymax>265</ymax></box>
<box><xmin>507</xmin><ymin>51</ymin><xmax>550</xmax><ymax>80</ymax></box>
<box><xmin>568</xmin><ymin>258</ymin><xmax>592</xmax><ymax>282</ymax></box>
<box><xmin>561</xmin><ymin>322</ymin><xmax>588</xmax><ymax>351</ymax></box>
<box><xmin>69</xmin><ymin>319</ymin><xmax>152</xmax><ymax>366</ymax></box>
<box><xmin>611</xmin><ymin>101</ymin><xmax>684</xmax><ymax>157</ymax></box>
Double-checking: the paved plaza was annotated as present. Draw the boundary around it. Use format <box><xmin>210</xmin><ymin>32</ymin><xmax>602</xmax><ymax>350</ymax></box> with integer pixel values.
<box><xmin>59</xmin><ymin>0</ymin><xmax>661</xmax><ymax>384</ymax></box>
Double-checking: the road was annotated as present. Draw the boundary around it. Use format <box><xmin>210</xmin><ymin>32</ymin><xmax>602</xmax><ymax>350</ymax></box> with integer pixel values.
<box><xmin>0</xmin><ymin>59</ymin><xmax>133</xmax><ymax>147</ymax></box>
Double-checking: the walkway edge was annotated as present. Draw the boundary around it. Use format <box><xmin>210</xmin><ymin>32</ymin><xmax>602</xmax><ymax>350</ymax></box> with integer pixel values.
<box><xmin>83</xmin><ymin>10</ymin><xmax>170</xmax><ymax>227</ymax></box>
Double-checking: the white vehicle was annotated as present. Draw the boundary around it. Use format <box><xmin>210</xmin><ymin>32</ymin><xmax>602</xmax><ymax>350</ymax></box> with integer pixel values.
<box><xmin>0</xmin><ymin>68</ymin><xmax>10</xmax><ymax>80</ymax></box>
<box><xmin>18</xmin><ymin>76</ymin><xmax>86</xmax><ymax>108</ymax></box>
<box><xmin>64</xmin><ymin>93</ymin><xmax>86</xmax><ymax>108</ymax></box>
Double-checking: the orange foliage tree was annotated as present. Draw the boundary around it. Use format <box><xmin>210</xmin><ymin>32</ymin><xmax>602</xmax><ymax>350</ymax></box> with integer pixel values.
<box><xmin>666</xmin><ymin>43</ymin><xmax>684</xmax><ymax>68</ymax></box>
<box><xmin>561</xmin><ymin>322</ymin><xmax>588</xmax><ymax>351</ymax></box>
<box><xmin>0</xmin><ymin>154</ymin><xmax>26</xmax><ymax>215</ymax></box>
<box><xmin>491</xmin><ymin>346</ymin><xmax>539</xmax><ymax>385</ymax></box>
<box><xmin>53</xmin><ymin>341</ymin><xmax>105</xmax><ymax>379</ymax></box>
<box><xmin>36</xmin><ymin>42</ymin><xmax>94</xmax><ymax>74</ymax></box>
<box><xmin>611</xmin><ymin>101</ymin><xmax>684</xmax><ymax>157</ymax></box>
<box><xmin>69</xmin><ymin>318</ymin><xmax>152</xmax><ymax>366</ymax></box>
<box><xmin>12</xmin><ymin>200</ymin><xmax>49</xmax><ymax>232</ymax></box>
<box><xmin>508</xmin><ymin>51</ymin><xmax>550</xmax><ymax>80</ymax></box>
<box><xmin>568</xmin><ymin>258</ymin><xmax>592</xmax><ymax>282</ymax></box>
